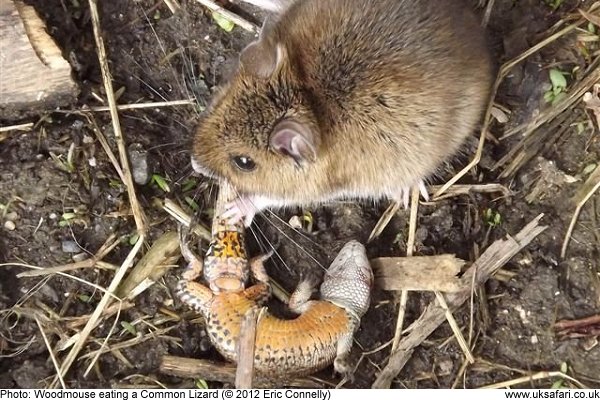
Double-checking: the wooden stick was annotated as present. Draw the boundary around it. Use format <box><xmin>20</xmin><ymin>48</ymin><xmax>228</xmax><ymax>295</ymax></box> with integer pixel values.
<box><xmin>236</xmin><ymin>307</ymin><xmax>261</xmax><ymax>388</ymax></box>
<box><xmin>0</xmin><ymin>1</ymin><xmax>77</xmax><ymax>110</ymax></box>
<box><xmin>160</xmin><ymin>356</ymin><xmax>322</xmax><ymax>388</ymax></box>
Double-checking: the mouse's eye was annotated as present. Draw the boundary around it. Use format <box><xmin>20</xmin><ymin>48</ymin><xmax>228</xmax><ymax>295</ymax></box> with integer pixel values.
<box><xmin>231</xmin><ymin>155</ymin><xmax>256</xmax><ymax>172</ymax></box>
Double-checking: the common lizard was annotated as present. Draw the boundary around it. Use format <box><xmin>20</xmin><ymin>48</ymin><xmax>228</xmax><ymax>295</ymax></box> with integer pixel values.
<box><xmin>176</xmin><ymin>184</ymin><xmax>373</xmax><ymax>380</ymax></box>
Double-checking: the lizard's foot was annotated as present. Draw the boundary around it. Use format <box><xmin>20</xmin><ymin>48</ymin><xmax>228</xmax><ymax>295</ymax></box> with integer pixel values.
<box><xmin>178</xmin><ymin>224</ymin><xmax>203</xmax><ymax>281</ymax></box>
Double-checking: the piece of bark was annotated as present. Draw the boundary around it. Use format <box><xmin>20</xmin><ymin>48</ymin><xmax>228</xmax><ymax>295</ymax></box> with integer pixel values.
<box><xmin>0</xmin><ymin>0</ymin><xmax>78</xmax><ymax>118</ymax></box>
<box><xmin>371</xmin><ymin>255</ymin><xmax>464</xmax><ymax>292</ymax></box>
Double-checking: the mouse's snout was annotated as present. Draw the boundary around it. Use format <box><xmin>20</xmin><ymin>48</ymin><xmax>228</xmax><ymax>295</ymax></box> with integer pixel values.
<box><xmin>191</xmin><ymin>154</ymin><xmax>217</xmax><ymax>179</ymax></box>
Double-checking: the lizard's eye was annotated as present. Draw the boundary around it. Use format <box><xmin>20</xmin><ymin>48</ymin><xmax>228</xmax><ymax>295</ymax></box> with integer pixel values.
<box><xmin>231</xmin><ymin>155</ymin><xmax>256</xmax><ymax>172</ymax></box>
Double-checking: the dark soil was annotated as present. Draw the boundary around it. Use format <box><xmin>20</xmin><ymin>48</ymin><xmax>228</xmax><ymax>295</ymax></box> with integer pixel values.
<box><xmin>1</xmin><ymin>0</ymin><xmax>599</xmax><ymax>389</ymax></box>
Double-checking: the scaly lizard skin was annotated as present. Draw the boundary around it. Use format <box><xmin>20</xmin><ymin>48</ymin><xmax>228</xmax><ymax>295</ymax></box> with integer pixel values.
<box><xmin>176</xmin><ymin>184</ymin><xmax>373</xmax><ymax>379</ymax></box>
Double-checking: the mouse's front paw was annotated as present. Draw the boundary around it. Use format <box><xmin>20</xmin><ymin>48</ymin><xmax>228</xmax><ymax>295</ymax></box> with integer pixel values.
<box><xmin>222</xmin><ymin>196</ymin><xmax>257</xmax><ymax>227</ymax></box>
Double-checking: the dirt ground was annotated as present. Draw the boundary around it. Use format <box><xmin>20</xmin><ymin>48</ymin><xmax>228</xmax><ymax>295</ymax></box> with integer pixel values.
<box><xmin>1</xmin><ymin>0</ymin><xmax>599</xmax><ymax>389</ymax></box>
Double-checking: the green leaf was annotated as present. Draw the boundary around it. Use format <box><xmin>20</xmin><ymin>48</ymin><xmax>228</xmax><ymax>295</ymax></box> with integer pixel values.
<box><xmin>62</xmin><ymin>212</ymin><xmax>77</xmax><ymax>220</ymax></box>
<box><xmin>78</xmin><ymin>294</ymin><xmax>91</xmax><ymax>303</ymax></box>
<box><xmin>151</xmin><ymin>174</ymin><xmax>170</xmax><ymax>193</ymax></box>
<box><xmin>212</xmin><ymin>11</ymin><xmax>235</xmax><ymax>32</ymax></box>
<box><xmin>549</xmin><ymin>69</ymin><xmax>567</xmax><ymax>90</ymax></box>
<box><xmin>182</xmin><ymin>178</ymin><xmax>198</xmax><ymax>192</ymax></box>
<box><xmin>551</xmin><ymin>379</ymin><xmax>564</xmax><ymax>389</ymax></box>
<box><xmin>195</xmin><ymin>379</ymin><xmax>209</xmax><ymax>389</ymax></box>
<box><xmin>185</xmin><ymin>196</ymin><xmax>200</xmax><ymax>212</ymax></box>
<box><xmin>129</xmin><ymin>233</ymin><xmax>140</xmax><ymax>245</ymax></box>
<box><xmin>121</xmin><ymin>321</ymin><xmax>137</xmax><ymax>335</ymax></box>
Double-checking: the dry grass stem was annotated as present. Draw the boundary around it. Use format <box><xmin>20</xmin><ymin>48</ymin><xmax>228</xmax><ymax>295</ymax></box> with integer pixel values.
<box><xmin>194</xmin><ymin>0</ymin><xmax>259</xmax><ymax>33</ymax></box>
<box><xmin>0</xmin><ymin>122</ymin><xmax>34</xmax><ymax>132</ymax></box>
<box><xmin>86</xmin><ymin>99</ymin><xmax>195</xmax><ymax>112</ymax></box>
<box><xmin>561</xmin><ymin>165</ymin><xmax>600</xmax><ymax>258</ymax></box>
<box><xmin>160</xmin><ymin>355</ymin><xmax>322</xmax><ymax>387</ymax></box>
<box><xmin>391</xmin><ymin>186</ymin><xmax>419</xmax><ymax>353</ymax></box>
<box><xmin>481</xmin><ymin>371</ymin><xmax>586</xmax><ymax>389</ymax></box>
<box><xmin>163</xmin><ymin>198</ymin><xmax>211</xmax><ymax>241</ymax></box>
<box><xmin>35</xmin><ymin>316</ymin><xmax>66</xmax><ymax>389</ymax></box>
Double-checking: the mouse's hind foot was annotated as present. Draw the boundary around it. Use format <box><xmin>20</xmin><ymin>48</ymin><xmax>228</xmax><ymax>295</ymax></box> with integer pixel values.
<box><xmin>367</xmin><ymin>180</ymin><xmax>429</xmax><ymax>242</ymax></box>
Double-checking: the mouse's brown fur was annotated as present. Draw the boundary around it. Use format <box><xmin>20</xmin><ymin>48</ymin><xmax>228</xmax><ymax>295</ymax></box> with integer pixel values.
<box><xmin>192</xmin><ymin>0</ymin><xmax>494</xmax><ymax>221</ymax></box>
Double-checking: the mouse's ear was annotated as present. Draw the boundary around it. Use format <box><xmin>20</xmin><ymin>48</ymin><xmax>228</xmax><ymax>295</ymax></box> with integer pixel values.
<box><xmin>270</xmin><ymin>119</ymin><xmax>316</xmax><ymax>165</ymax></box>
<box><xmin>239</xmin><ymin>41</ymin><xmax>285</xmax><ymax>79</ymax></box>
<box><xmin>239</xmin><ymin>18</ymin><xmax>285</xmax><ymax>79</ymax></box>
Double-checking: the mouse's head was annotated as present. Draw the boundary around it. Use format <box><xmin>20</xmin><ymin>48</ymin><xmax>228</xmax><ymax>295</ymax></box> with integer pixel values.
<box><xmin>192</xmin><ymin>27</ymin><xmax>324</xmax><ymax>202</ymax></box>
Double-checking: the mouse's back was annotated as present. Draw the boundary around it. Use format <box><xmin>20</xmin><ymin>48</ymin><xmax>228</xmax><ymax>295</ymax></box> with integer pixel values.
<box><xmin>192</xmin><ymin>0</ymin><xmax>493</xmax><ymax>218</ymax></box>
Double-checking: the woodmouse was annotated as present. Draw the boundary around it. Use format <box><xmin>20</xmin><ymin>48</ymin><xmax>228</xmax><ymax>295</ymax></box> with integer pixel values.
<box><xmin>192</xmin><ymin>0</ymin><xmax>494</xmax><ymax>225</ymax></box>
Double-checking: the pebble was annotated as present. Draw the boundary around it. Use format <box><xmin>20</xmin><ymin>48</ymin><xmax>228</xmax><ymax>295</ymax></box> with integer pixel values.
<box><xmin>62</xmin><ymin>240</ymin><xmax>80</xmax><ymax>253</ymax></box>
<box><xmin>4</xmin><ymin>220</ymin><xmax>16</xmax><ymax>231</ymax></box>
<box><xmin>128</xmin><ymin>143</ymin><xmax>150</xmax><ymax>185</ymax></box>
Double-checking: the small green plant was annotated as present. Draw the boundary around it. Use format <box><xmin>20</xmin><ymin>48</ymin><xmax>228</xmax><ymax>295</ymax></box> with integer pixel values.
<box><xmin>128</xmin><ymin>232</ymin><xmax>140</xmax><ymax>245</ymax></box>
<box><xmin>50</xmin><ymin>143</ymin><xmax>77</xmax><ymax>173</ymax></box>
<box><xmin>543</xmin><ymin>68</ymin><xmax>568</xmax><ymax>105</ymax></box>
<box><xmin>544</xmin><ymin>0</ymin><xmax>564</xmax><ymax>10</ymax></box>
<box><xmin>109</xmin><ymin>179</ymin><xmax>124</xmax><ymax>189</ymax></box>
<box><xmin>150</xmin><ymin>174</ymin><xmax>171</xmax><ymax>193</ymax></box>
<box><xmin>551</xmin><ymin>362</ymin><xmax>569</xmax><ymax>388</ymax></box>
<box><xmin>185</xmin><ymin>196</ymin><xmax>200</xmax><ymax>212</ymax></box>
<box><xmin>77</xmin><ymin>294</ymin><xmax>92</xmax><ymax>303</ymax></box>
<box><xmin>194</xmin><ymin>379</ymin><xmax>209</xmax><ymax>389</ymax></box>
<box><xmin>483</xmin><ymin>208</ymin><xmax>502</xmax><ymax>227</ymax></box>
<box><xmin>59</xmin><ymin>211</ymin><xmax>80</xmax><ymax>227</ymax></box>
<box><xmin>120</xmin><ymin>321</ymin><xmax>137</xmax><ymax>335</ymax></box>
<box><xmin>212</xmin><ymin>11</ymin><xmax>235</xmax><ymax>32</ymax></box>
<box><xmin>182</xmin><ymin>178</ymin><xmax>198</xmax><ymax>193</ymax></box>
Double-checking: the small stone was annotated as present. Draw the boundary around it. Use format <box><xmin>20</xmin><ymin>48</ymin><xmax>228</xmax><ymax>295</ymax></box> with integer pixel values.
<box><xmin>128</xmin><ymin>143</ymin><xmax>150</xmax><ymax>185</ymax></box>
<box><xmin>62</xmin><ymin>240</ymin><xmax>80</xmax><ymax>253</ymax></box>
<box><xmin>531</xmin><ymin>335</ymin><xmax>538</xmax><ymax>344</ymax></box>
<box><xmin>5</xmin><ymin>212</ymin><xmax>18</xmax><ymax>221</ymax></box>
<box><xmin>4</xmin><ymin>220</ymin><xmax>16</xmax><ymax>231</ymax></box>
